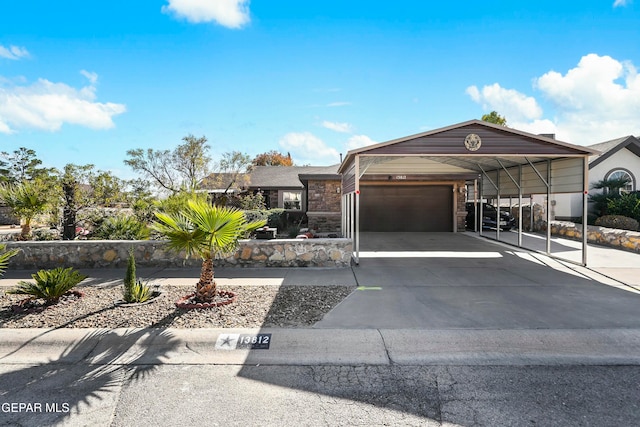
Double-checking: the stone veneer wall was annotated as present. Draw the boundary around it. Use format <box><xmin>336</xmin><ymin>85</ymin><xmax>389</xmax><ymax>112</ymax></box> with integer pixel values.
<box><xmin>547</xmin><ymin>221</ymin><xmax>640</xmax><ymax>253</ymax></box>
<box><xmin>306</xmin><ymin>178</ymin><xmax>342</xmax><ymax>233</ymax></box>
<box><xmin>0</xmin><ymin>206</ymin><xmax>19</xmax><ymax>226</ymax></box>
<box><xmin>4</xmin><ymin>239</ymin><xmax>353</xmax><ymax>270</ymax></box>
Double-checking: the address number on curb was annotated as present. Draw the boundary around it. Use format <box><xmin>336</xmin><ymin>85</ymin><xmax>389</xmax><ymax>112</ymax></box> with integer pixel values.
<box><xmin>215</xmin><ymin>333</ymin><xmax>272</xmax><ymax>350</ymax></box>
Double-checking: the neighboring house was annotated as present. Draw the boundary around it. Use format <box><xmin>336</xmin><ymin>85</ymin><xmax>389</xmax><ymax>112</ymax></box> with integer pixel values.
<box><xmin>201</xmin><ymin>165</ymin><xmax>342</xmax><ymax>233</ymax></box>
<box><xmin>550</xmin><ymin>135</ymin><xmax>640</xmax><ymax>221</ymax></box>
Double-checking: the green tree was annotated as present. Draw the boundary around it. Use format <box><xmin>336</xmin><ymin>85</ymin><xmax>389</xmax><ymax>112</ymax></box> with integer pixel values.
<box><xmin>152</xmin><ymin>198</ymin><xmax>265</xmax><ymax>303</ymax></box>
<box><xmin>0</xmin><ymin>147</ymin><xmax>55</xmax><ymax>183</ymax></box>
<box><xmin>0</xmin><ymin>180</ymin><xmax>52</xmax><ymax>239</ymax></box>
<box><xmin>481</xmin><ymin>111</ymin><xmax>508</xmax><ymax>126</ymax></box>
<box><xmin>253</xmin><ymin>150</ymin><xmax>294</xmax><ymax>166</ymax></box>
<box><xmin>90</xmin><ymin>171</ymin><xmax>128</xmax><ymax>207</ymax></box>
<box><xmin>124</xmin><ymin>134</ymin><xmax>211</xmax><ymax>194</ymax></box>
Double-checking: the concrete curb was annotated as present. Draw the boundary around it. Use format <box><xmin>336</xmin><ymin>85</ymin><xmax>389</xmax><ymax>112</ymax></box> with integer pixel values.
<box><xmin>2</xmin><ymin>328</ymin><xmax>640</xmax><ymax>366</ymax></box>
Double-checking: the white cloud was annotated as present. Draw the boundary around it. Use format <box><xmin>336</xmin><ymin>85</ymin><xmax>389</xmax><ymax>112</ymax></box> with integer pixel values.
<box><xmin>465</xmin><ymin>83</ymin><xmax>543</xmax><ymax>122</ymax></box>
<box><xmin>279</xmin><ymin>132</ymin><xmax>340</xmax><ymax>165</ymax></box>
<box><xmin>346</xmin><ymin>135</ymin><xmax>376</xmax><ymax>150</ymax></box>
<box><xmin>322</xmin><ymin>120</ymin><xmax>353</xmax><ymax>133</ymax></box>
<box><xmin>162</xmin><ymin>0</ymin><xmax>250</xmax><ymax>28</ymax></box>
<box><xmin>326</xmin><ymin>101</ymin><xmax>351</xmax><ymax>107</ymax></box>
<box><xmin>467</xmin><ymin>54</ymin><xmax>640</xmax><ymax>144</ymax></box>
<box><xmin>0</xmin><ymin>72</ymin><xmax>126</xmax><ymax>134</ymax></box>
<box><xmin>613</xmin><ymin>0</ymin><xmax>631</xmax><ymax>7</ymax></box>
<box><xmin>0</xmin><ymin>45</ymin><xmax>29</xmax><ymax>60</ymax></box>
<box><xmin>80</xmin><ymin>70</ymin><xmax>98</xmax><ymax>85</ymax></box>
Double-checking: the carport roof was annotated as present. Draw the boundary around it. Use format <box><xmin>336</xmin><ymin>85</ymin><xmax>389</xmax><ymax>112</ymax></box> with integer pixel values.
<box><xmin>338</xmin><ymin>120</ymin><xmax>599</xmax><ymax>175</ymax></box>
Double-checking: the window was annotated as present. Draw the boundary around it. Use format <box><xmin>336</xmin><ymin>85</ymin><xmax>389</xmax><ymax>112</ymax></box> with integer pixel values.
<box><xmin>606</xmin><ymin>169</ymin><xmax>635</xmax><ymax>194</ymax></box>
<box><xmin>283</xmin><ymin>191</ymin><xmax>302</xmax><ymax>210</ymax></box>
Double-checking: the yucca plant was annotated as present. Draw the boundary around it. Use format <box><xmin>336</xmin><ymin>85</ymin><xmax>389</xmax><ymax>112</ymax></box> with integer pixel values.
<box><xmin>152</xmin><ymin>198</ymin><xmax>266</xmax><ymax>303</ymax></box>
<box><xmin>8</xmin><ymin>267</ymin><xmax>88</xmax><ymax>304</ymax></box>
<box><xmin>0</xmin><ymin>243</ymin><xmax>19</xmax><ymax>277</ymax></box>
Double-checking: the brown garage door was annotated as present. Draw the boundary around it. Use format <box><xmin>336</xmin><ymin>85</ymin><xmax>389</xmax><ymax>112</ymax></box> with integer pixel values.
<box><xmin>359</xmin><ymin>185</ymin><xmax>453</xmax><ymax>232</ymax></box>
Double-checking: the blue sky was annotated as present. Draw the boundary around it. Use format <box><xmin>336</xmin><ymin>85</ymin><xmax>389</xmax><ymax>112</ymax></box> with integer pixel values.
<box><xmin>1</xmin><ymin>1</ymin><xmax>639</xmax><ymax>176</ymax></box>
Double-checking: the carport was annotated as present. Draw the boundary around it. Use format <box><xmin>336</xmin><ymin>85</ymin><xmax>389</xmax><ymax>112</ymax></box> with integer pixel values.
<box><xmin>339</xmin><ymin>120</ymin><xmax>599</xmax><ymax>265</ymax></box>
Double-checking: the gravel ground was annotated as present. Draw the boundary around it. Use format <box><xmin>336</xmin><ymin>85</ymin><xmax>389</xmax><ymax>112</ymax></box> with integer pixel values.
<box><xmin>0</xmin><ymin>284</ymin><xmax>355</xmax><ymax>329</ymax></box>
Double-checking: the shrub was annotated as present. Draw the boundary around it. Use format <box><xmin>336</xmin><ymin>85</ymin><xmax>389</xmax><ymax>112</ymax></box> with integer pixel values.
<box><xmin>92</xmin><ymin>215</ymin><xmax>150</xmax><ymax>240</ymax></box>
<box><xmin>594</xmin><ymin>215</ymin><xmax>639</xmax><ymax>231</ymax></box>
<box><xmin>243</xmin><ymin>210</ymin><xmax>269</xmax><ymax>225</ymax></box>
<box><xmin>238</xmin><ymin>192</ymin><xmax>266</xmax><ymax>210</ymax></box>
<box><xmin>606</xmin><ymin>193</ymin><xmax>640</xmax><ymax>224</ymax></box>
<box><xmin>267</xmin><ymin>209</ymin><xmax>287</xmax><ymax>229</ymax></box>
<box><xmin>8</xmin><ymin>267</ymin><xmax>87</xmax><ymax>304</ymax></box>
<box><xmin>122</xmin><ymin>248</ymin><xmax>152</xmax><ymax>303</ymax></box>
<box><xmin>123</xmin><ymin>247</ymin><xmax>136</xmax><ymax>302</ymax></box>
<box><xmin>31</xmin><ymin>228</ymin><xmax>60</xmax><ymax>241</ymax></box>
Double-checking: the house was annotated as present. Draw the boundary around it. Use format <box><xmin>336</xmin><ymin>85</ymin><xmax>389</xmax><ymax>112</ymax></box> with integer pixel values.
<box><xmin>201</xmin><ymin>165</ymin><xmax>342</xmax><ymax>233</ymax></box>
<box><xmin>549</xmin><ymin>135</ymin><xmax>640</xmax><ymax>221</ymax></box>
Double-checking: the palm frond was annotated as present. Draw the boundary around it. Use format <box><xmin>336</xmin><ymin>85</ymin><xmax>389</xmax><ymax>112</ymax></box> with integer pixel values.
<box><xmin>0</xmin><ymin>244</ymin><xmax>19</xmax><ymax>277</ymax></box>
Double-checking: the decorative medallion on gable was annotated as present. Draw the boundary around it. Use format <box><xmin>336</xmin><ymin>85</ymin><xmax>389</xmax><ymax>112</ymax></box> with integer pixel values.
<box><xmin>464</xmin><ymin>133</ymin><xmax>482</xmax><ymax>151</ymax></box>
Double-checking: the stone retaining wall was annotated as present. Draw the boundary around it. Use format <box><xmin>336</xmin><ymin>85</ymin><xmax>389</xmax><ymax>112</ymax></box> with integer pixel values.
<box><xmin>547</xmin><ymin>221</ymin><xmax>640</xmax><ymax>253</ymax></box>
<box><xmin>4</xmin><ymin>239</ymin><xmax>353</xmax><ymax>270</ymax></box>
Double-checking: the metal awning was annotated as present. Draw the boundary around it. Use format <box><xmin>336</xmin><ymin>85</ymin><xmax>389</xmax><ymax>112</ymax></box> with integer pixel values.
<box><xmin>339</xmin><ymin>120</ymin><xmax>599</xmax><ymax>266</ymax></box>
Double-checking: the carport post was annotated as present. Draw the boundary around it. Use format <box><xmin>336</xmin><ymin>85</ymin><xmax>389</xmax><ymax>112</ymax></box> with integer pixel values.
<box><xmin>355</xmin><ymin>154</ymin><xmax>360</xmax><ymax>264</ymax></box>
<box><xmin>518</xmin><ymin>165</ymin><xmax>523</xmax><ymax>247</ymax></box>
<box><xmin>582</xmin><ymin>156</ymin><xmax>589</xmax><ymax>266</ymax></box>
<box><xmin>496</xmin><ymin>170</ymin><xmax>500</xmax><ymax>240</ymax></box>
<box><xmin>546</xmin><ymin>159</ymin><xmax>551</xmax><ymax>254</ymax></box>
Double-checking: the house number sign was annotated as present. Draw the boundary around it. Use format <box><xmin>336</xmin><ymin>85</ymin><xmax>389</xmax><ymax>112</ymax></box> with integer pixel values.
<box><xmin>215</xmin><ymin>333</ymin><xmax>272</xmax><ymax>350</ymax></box>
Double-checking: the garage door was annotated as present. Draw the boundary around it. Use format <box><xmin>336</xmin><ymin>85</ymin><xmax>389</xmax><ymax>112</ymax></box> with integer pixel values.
<box><xmin>359</xmin><ymin>185</ymin><xmax>453</xmax><ymax>232</ymax></box>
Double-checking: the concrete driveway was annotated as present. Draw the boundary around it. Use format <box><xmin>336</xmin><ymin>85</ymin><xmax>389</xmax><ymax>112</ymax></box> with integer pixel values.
<box><xmin>315</xmin><ymin>232</ymin><xmax>640</xmax><ymax>329</ymax></box>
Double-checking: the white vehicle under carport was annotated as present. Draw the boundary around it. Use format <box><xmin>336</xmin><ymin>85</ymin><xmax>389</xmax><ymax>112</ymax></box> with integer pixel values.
<box><xmin>465</xmin><ymin>202</ymin><xmax>516</xmax><ymax>231</ymax></box>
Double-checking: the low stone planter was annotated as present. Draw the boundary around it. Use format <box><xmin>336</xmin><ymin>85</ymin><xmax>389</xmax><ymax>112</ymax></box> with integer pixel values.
<box><xmin>547</xmin><ymin>221</ymin><xmax>640</xmax><ymax>254</ymax></box>
<box><xmin>3</xmin><ymin>238</ymin><xmax>353</xmax><ymax>270</ymax></box>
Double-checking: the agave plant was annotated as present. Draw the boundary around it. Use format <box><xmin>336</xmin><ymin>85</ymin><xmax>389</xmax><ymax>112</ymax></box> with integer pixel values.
<box><xmin>152</xmin><ymin>198</ymin><xmax>266</xmax><ymax>303</ymax></box>
<box><xmin>0</xmin><ymin>243</ymin><xmax>19</xmax><ymax>278</ymax></box>
<box><xmin>8</xmin><ymin>267</ymin><xmax>88</xmax><ymax>304</ymax></box>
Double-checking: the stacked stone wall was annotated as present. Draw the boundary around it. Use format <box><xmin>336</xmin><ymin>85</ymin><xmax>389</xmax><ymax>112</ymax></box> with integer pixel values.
<box><xmin>0</xmin><ymin>206</ymin><xmax>19</xmax><ymax>226</ymax></box>
<box><xmin>4</xmin><ymin>238</ymin><xmax>353</xmax><ymax>270</ymax></box>
<box><xmin>546</xmin><ymin>221</ymin><xmax>640</xmax><ymax>253</ymax></box>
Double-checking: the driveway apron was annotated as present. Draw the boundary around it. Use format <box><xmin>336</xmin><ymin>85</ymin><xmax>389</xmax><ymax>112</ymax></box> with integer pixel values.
<box><xmin>314</xmin><ymin>232</ymin><xmax>640</xmax><ymax>329</ymax></box>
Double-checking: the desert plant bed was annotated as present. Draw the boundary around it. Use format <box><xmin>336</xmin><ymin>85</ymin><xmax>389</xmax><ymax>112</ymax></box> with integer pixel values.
<box><xmin>0</xmin><ymin>284</ymin><xmax>354</xmax><ymax>329</ymax></box>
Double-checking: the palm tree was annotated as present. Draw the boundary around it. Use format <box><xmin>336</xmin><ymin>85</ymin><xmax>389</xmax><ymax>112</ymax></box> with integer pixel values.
<box><xmin>0</xmin><ymin>180</ymin><xmax>51</xmax><ymax>240</ymax></box>
<box><xmin>152</xmin><ymin>198</ymin><xmax>266</xmax><ymax>302</ymax></box>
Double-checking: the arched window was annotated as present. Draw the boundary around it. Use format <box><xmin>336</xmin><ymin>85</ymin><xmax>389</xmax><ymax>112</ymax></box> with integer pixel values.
<box><xmin>605</xmin><ymin>169</ymin><xmax>635</xmax><ymax>194</ymax></box>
